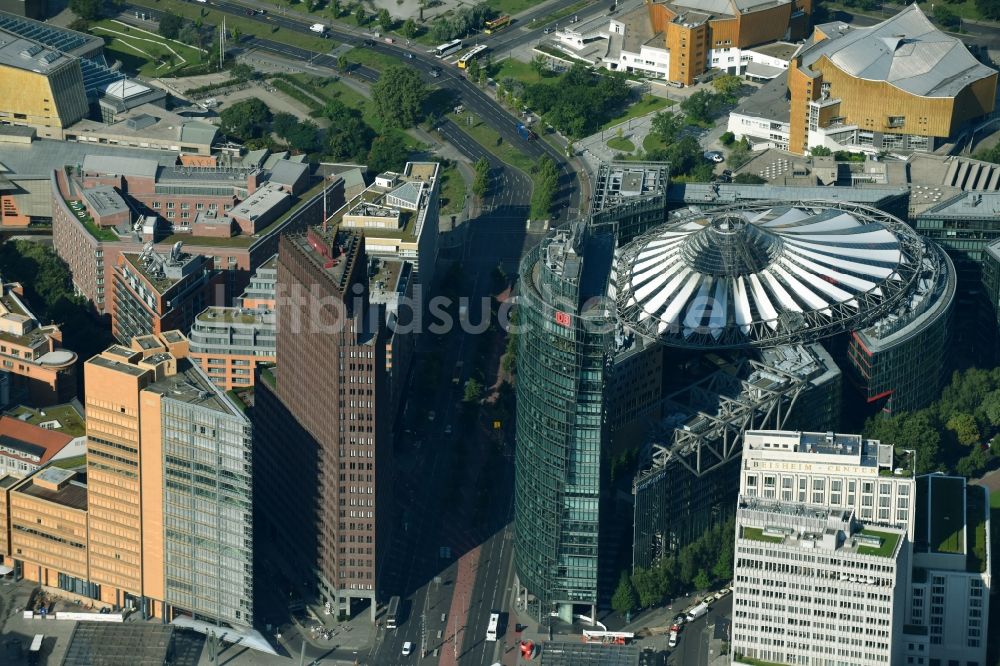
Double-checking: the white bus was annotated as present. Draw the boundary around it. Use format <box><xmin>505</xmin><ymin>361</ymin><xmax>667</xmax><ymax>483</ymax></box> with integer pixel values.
<box><xmin>28</xmin><ymin>634</ymin><xmax>43</xmax><ymax>665</ymax></box>
<box><xmin>434</xmin><ymin>39</ymin><xmax>463</xmax><ymax>58</ymax></box>
<box><xmin>457</xmin><ymin>44</ymin><xmax>488</xmax><ymax>69</ymax></box>
<box><xmin>385</xmin><ymin>595</ymin><xmax>401</xmax><ymax>629</ymax></box>
<box><xmin>486</xmin><ymin>612</ymin><xmax>500</xmax><ymax>641</ymax></box>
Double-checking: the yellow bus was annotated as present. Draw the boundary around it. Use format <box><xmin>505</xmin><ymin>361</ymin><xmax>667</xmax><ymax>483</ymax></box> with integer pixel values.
<box><xmin>484</xmin><ymin>15</ymin><xmax>511</xmax><ymax>34</ymax></box>
<box><xmin>457</xmin><ymin>44</ymin><xmax>488</xmax><ymax>69</ymax></box>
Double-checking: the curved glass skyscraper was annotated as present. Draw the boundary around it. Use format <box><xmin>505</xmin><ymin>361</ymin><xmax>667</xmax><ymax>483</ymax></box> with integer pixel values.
<box><xmin>514</xmin><ymin>222</ymin><xmax>615</xmax><ymax>622</ymax></box>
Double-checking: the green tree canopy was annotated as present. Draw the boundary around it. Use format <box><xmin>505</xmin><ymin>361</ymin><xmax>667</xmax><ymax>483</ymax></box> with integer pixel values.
<box><xmin>70</xmin><ymin>0</ymin><xmax>101</xmax><ymax>20</ymax></box>
<box><xmin>530</xmin><ymin>157</ymin><xmax>559</xmax><ymax>219</ymax></box>
<box><xmin>463</xmin><ymin>377</ymin><xmax>484</xmax><ymax>403</ymax></box>
<box><xmin>733</xmin><ymin>173</ymin><xmax>767</xmax><ymax>184</ymax></box>
<box><xmin>473</xmin><ymin>157</ymin><xmax>490</xmax><ymax>197</ymax></box>
<box><xmin>378</xmin><ymin>8</ymin><xmax>392</xmax><ymax>31</ymax></box>
<box><xmin>219</xmin><ymin>98</ymin><xmax>272</xmax><ymax>141</ymax></box>
<box><xmin>367</xmin><ymin>133</ymin><xmax>410</xmax><ymax>173</ymax></box>
<box><xmin>371</xmin><ymin>65</ymin><xmax>428</xmax><ymax>129</ymax></box>
<box><xmin>158</xmin><ymin>14</ymin><xmax>183</xmax><ymax>40</ymax></box>
<box><xmin>611</xmin><ymin>571</ymin><xmax>639</xmax><ymax>616</ymax></box>
<box><xmin>323</xmin><ymin>101</ymin><xmax>374</xmax><ymax>163</ymax></box>
<box><xmin>651</xmin><ymin>110</ymin><xmax>682</xmax><ymax>143</ymax></box>
<box><xmin>401</xmin><ymin>18</ymin><xmax>417</xmax><ymax>38</ymax></box>
<box><xmin>946</xmin><ymin>412</ymin><xmax>980</xmax><ymax>446</ymax></box>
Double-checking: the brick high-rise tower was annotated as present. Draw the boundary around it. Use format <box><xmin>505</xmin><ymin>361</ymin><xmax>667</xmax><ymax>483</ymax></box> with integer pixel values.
<box><xmin>254</xmin><ymin>227</ymin><xmax>392</xmax><ymax>619</ymax></box>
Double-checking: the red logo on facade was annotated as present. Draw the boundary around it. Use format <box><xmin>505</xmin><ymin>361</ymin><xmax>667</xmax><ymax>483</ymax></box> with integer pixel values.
<box><xmin>554</xmin><ymin>311</ymin><xmax>571</xmax><ymax>327</ymax></box>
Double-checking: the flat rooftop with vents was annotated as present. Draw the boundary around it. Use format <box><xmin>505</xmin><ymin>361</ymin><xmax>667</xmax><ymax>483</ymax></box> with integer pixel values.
<box><xmin>14</xmin><ymin>466</ymin><xmax>87</xmax><ymax>510</ymax></box>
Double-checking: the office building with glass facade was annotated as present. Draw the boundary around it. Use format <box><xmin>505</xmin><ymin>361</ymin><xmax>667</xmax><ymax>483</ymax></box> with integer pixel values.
<box><xmin>514</xmin><ymin>222</ymin><xmax>616</xmax><ymax>622</ymax></box>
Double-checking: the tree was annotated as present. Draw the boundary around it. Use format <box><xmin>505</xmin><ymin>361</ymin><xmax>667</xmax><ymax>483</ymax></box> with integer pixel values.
<box><xmin>473</xmin><ymin>157</ymin><xmax>490</xmax><ymax>197</ymax></box>
<box><xmin>159</xmin><ymin>14</ymin><xmax>183</xmax><ymax>40</ymax></box>
<box><xmin>680</xmin><ymin>89</ymin><xmax>723</xmax><ymax>123</ymax></box>
<box><xmin>810</xmin><ymin>145</ymin><xmax>833</xmax><ymax>156</ymax></box>
<box><xmin>733</xmin><ymin>173</ymin><xmax>767</xmax><ymax>184</ymax></box>
<box><xmin>712</xmin><ymin>73</ymin><xmax>742</xmax><ymax>99</ymax></box>
<box><xmin>323</xmin><ymin>100</ymin><xmax>373</xmax><ymax>162</ymax></box>
<box><xmin>934</xmin><ymin>5</ymin><xmax>960</xmax><ymax>28</ymax></box>
<box><xmin>463</xmin><ymin>377</ymin><xmax>484</xmax><ymax>403</ymax></box>
<box><xmin>466</xmin><ymin>57</ymin><xmax>481</xmax><ymax>83</ymax></box>
<box><xmin>611</xmin><ymin>571</ymin><xmax>639</xmax><ymax>616</ymax></box>
<box><xmin>69</xmin><ymin>0</ymin><xmax>101</xmax><ymax>20</ymax></box>
<box><xmin>229</xmin><ymin>63</ymin><xmax>253</xmax><ymax>80</ymax></box>
<box><xmin>371</xmin><ymin>65</ymin><xmax>428</xmax><ymax>128</ymax></box>
<box><xmin>693</xmin><ymin>569</ymin><xmax>712</xmax><ymax>592</ymax></box>
<box><xmin>354</xmin><ymin>5</ymin><xmax>366</xmax><ymax>25</ymax></box>
<box><xmin>337</xmin><ymin>54</ymin><xmax>349</xmax><ymax>72</ymax></box>
<box><xmin>530</xmin><ymin>157</ymin><xmax>558</xmax><ymax>219</ymax></box>
<box><xmin>947</xmin><ymin>412</ymin><xmax>981</xmax><ymax>446</ymax></box>
<box><xmin>727</xmin><ymin>137</ymin><xmax>752</xmax><ymax>169</ymax></box>
<box><xmin>530</xmin><ymin>54</ymin><xmax>547</xmax><ymax>77</ymax></box>
<box><xmin>220</xmin><ymin>98</ymin><xmax>272</xmax><ymax>140</ymax></box>
<box><xmin>378</xmin><ymin>8</ymin><xmax>392</xmax><ymax>31</ymax></box>
<box><xmin>401</xmin><ymin>18</ymin><xmax>417</xmax><ymax>39</ymax></box>
<box><xmin>272</xmin><ymin>112</ymin><xmax>299</xmax><ymax>138</ymax></box>
<box><xmin>719</xmin><ymin>131</ymin><xmax>735</xmax><ymax>146</ymax></box>
<box><xmin>178</xmin><ymin>24</ymin><xmax>201</xmax><ymax>48</ymax></box>
<box><xmin>367</xmin><ymin>133</ymin><xmax>410</xmax><ymax>173</ymax></box>
<box><xmin>651</xmin><ymin>110</ymin><xmax>682</xmax><ymax>143</ymax></box>
<box><xmin>330</xmin><ymin>0</ymin><xmax>340</xmax><ymax>16</ymax></box>
<box><xmin>955</xmin><ymin>446</ymin><xmax>990</xmax><ymax>478</ymax></box>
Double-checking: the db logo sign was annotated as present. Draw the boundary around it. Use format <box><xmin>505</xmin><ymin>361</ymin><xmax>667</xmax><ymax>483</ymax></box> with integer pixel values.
<box><xmin>554</xmin><ymin>311</ymin><xmax>571</xmax><ymax>327</ymax></box>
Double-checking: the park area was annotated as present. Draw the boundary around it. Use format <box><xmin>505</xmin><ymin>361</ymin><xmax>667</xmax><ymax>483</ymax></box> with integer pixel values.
<box><xmin>90</xmin><ymin>19</ymin><xmax>205</xmax><ymax>76</ymax></box>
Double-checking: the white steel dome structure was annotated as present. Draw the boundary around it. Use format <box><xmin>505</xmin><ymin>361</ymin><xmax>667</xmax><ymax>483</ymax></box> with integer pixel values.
<box><xmin>615</xmin><ymin>201</ymin><xmax>940</xmax><ymax>348</ymax></box>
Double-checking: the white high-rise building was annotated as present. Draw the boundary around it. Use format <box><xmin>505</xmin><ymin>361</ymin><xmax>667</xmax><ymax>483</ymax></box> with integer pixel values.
<box><xmin>902</xmin><ymin>474</ymin><xmax>991</xmax><ymax>666</ymax></box>
<box><xmin>731</xmin><ymin>430</ymin><xmax>917</xmax><ymax>666</ymax></box>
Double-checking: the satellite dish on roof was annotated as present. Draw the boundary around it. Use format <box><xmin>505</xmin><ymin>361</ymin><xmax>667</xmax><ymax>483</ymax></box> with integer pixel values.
<box><xmin>171</xmin><ymin>241</ymin><xmax>184</xmax><ymax>261</ymax></box>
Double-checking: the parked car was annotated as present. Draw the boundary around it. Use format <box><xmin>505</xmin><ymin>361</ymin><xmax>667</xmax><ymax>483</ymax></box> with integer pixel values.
<box><xmin>402</xmin><ymin>641</ymin><xmax>413</xmax><ymax>656</ymax></box>
<box><xmin>543</xmin><ymin>28</ymin><xmax>552</xmax><ymax>34</ymax></box>
<box><xmin>704</xmin><ymin>150</ymin><xmax>725</xmax><ymax>163</ymax></box>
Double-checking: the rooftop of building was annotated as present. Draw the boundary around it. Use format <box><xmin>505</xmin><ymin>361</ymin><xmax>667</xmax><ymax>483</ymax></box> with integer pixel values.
<box><xmin>369</xmin><ymin>256</ymin><xmax>409</xmax><ymax>296</ymax></box>
<box><xmin>618</xmin><ymin>4</ymin><xmax>660</xmax><ymax>54</ymax></box>
<box><xmin>80</xmin><ymin>184</ymin><xmax>129</xmax><ymax>218</ymax></box>
<box><xmin>538</xmin><ymin>641</ymin><xmax>639</xmax><ymax>666</ymax></box>
<box><xmin>82</xmin><ymin>154</ymin><xmax>159</xmax><ymax>179</ymax></box>
<box><xmin>800</xmin><ymin>4</ymin><xmax>997</xmax><ymax>98</ymax></box>
<box><xmin>669</xmin><ymin>181</ymin><xmax>910</xmax><ymax>205</ymax></box>
<box><xmin>731</xmin><ymin>70</ymin><xmax>791</xmax><ymax>123</ymax></box>
<box><xmin>62</xmin><ymin>622</ymin><xmax>180</xmax><ymax>666</ymax></box>
<box><xmin>0</xmin><ymin>474</ymin><xmax>19</xmax><ymax>489</ymax></box>
<box><xmin>0</xmin><ymin>415</ymin><xmax>74</xmax><ymax>465</ymax></box>
<box><xmin>121</xmin><ymin>248</ymin><xmax>208</xmax><ymax>294</ymax></box>
<box><xmin>739</xmin><ymin>496</ymin><xmax>904</xmax><ymax>559</ymax></box>
<box><xmin>195</xmin><ymin>306</ymin><xmax>274</xmax><ymax>327</ymax></box>
<box><xmin>749</xmin><ymin>41</ymin><xmax>800</xmax><ymax>60</ymax></box>
<box><xmin>70</xmin><ymin>106</ymin><xmax>217</xmax><ymax>148</ymax></box>
<box><xmin>592</xmin><ymin>161</ymin><xmax>669</xmax><ymax>213</ymax></box>
<box><xmin>0</xmin><ymin>30</ymin><xmax>74</xmax><ymax>74</ymax></box>
<box><xmin>916</xmin><ymin>190</ymin><xmax>1000</xmax><ymax>218</ymax></box>
<box><xmin>913</xmin><ymin>474</ymin><xmax>987</xmax><ymax>572</ymax></box>
<box><xmin>660</xmin><ymin>0</ymin><xmax>791</xmax><ymax>21</ymax></box>
<box><xmin>0</xmin><ymin>9</ymin><xmax>104</xmax><ymax>57</ymax></box>
<box><xmin>268</xmin><ymin>159</ymin><xmax>310</xmax><ymax>187</ymax></box>
<box><xmin>230</xmin><ymin>182</ymin><xmax>291</xmax><ymax>221</ymax></box>
<box><xmin>288</xmin><ymin>226</ymin><xmax>364</xmax><ymax>292</ymax></box>
<box><xmin>0</xmin><ymin>138</ymin><xmax>176</xmax><ymax>180</ymax></box>
<box><xmin>15</xmin><ymin>466</ymin><xmax>87</xmax><ymax>510</ymax></box>
<box><xmin>5</xmin><ymin>403</ymin><xmax>85</xmax><ymax>437</ymax></box>
<box><xmin>144</xmin><ymin>358</ymin><xmax>240</xmax><ymax>417</ymax></box>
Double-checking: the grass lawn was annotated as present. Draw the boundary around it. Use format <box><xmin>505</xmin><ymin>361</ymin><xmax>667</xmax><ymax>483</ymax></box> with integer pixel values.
<box><xmin>607</xmin><ymin>137</ymin><xmax>635</xmax><ymax>153</ymax></box>
<box><xmin>930</xmin><ymin>475</ymin><xmax>966</xmax><ymax>554</ymax></box>
<box><xmin>742</xmin><ymin>527</ymin><xmax>783</xmax><ymax>544</ymax></box>
<box><xmin>128</xmin><ymin>0</ymin><xmax>338</xmax><ymax>52</ymax></box>
<box><xmin>93</xmin><ymin>20</ymin><xmax>206</xmax><ymax>76</ymax></box>
<box><xmin>857</xmin><ymin>529</ymin><xmax>901</xmax><ymax>558</ymax></box>
<box><xmin>600</xmin><ymin>95</ymin><xmax>673</xmax><ymax>132</ymax></box>
<box><xmin>643</xmin><ymin>133</ymin><xmax>666</xmax><ymax>153</ymax></box>
<box><xmin>967</xmin><ymin>485</ymin><xmax>988</xmax><ymax>573</ymax></box>
<box><xmin>491</xmin><ymin>57</ymin><xmax>548</xmax><ymax>85</ymax></box>
<box><xmin>51</xmin><ymin>455</ymin><xmax>87</xmax><ymax>469</ymax></box>
<box><xmin>486</xmin><ymin>0</ymin><xmax>539</xmax><ymax>16</ymax></box>
<box><xmin>445</xmin><ymin>112</ymin><xmax>534</xmax><ymax>174</ymax></box>
<box><xmin>344</xmin><ymin>46</ymin><xmax>400</xmax><ymax>70</ymax></box>
<box><xmin>438</xmin><ymin>162</ymin><xmax>467</xmax><ymax>217</ymax></box>
<box><xmin>535</xmin><ymin>0</ymin><xmax>592</xmax><ymax>26</ymax></box>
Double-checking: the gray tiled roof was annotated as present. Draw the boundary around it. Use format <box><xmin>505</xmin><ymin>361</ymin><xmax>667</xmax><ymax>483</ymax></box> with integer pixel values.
<box><xmin>82</xmin><ymin>154</ymin><xmax>159</xmax><ymax>179</ymax></box>
<box><xmin>799</xmin><ymin>4</ymin><xmax>997</xmax><ymax>97</ymax></box>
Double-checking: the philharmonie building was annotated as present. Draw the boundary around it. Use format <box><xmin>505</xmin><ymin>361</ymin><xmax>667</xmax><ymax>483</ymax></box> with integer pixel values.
<box><xmin>512</xmin><ymin>162</ymin><xmax>955</xmax><ymax>622</ymax></box>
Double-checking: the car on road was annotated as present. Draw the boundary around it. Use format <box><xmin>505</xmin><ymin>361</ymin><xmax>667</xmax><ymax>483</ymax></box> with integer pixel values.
<box><xmin>543</xmin><ymin>27</ymin><xmax>552</xmax><ymax>34</ymax></box>
<box><xmin>428</xmin><ymin>411</ymin><xmax>436</xmax><ymax>421</ymax></box>
<box><xmin>668</xmin><ymin>624</ymin><xmax>680</xmax><ymax>647</ymax></box>
<box><xmin>444</xmin><ymin>424</ymin><xmax>453</xmax><ymax>435</ymax></box>
<box><xmin>245</xmin><ymin>9</ymin><xmax>254</xmax><ymax>15</ymax></box>
<box><xmin>430</xmin><ymin>67</ymin><xmax>441</xmax><ymax>77</ymax></box>
<box><xmin>256</xmin><ymin>8</ymin><xmax>266</xmax><ymax>13</ymax></box>
<box><xmin>704</xmin><ymin>150</ymin><xmax>725</xmax><ymax>163</ymax></box>
<box><xmin>405</xmin><ymin>52</ymin><xmax>414</xmax><ymax>59</ymax></box>
<box><xmin>722</xmin><ymin>169</ymin><xmax>733</xmax><ymax>178</ymax></box>
<box><xmin>402</xmin><ymin>641</ymin><xmax>413</xmax><ymax>656</ymax></box>
<box><xmin>672</xmin><ymin>614</ymin><xmax>686</xmax><ymax>626</ymax></box>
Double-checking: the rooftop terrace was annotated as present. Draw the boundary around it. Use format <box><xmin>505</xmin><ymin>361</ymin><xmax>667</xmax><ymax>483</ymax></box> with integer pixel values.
<box><xmin>5</xmin><ymin>403</ymin><xmax>85</xmax><ymax>437</ymax></box>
